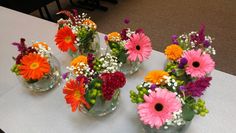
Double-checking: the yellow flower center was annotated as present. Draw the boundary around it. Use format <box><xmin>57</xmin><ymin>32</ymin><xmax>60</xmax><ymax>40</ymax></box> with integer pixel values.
<box><xmin>74</xmin><ymin>90</ymin><xmax>81</xmax><ymax>100</ymax></box>
<box><xmin>30</xmin><ymin>62</ymin><xmax>39</xmax><ymax>70</ymax></box>
<box><xmin>64</xmin><ymin>36</ymin><xmax>72</xmax><ymax>43</ymax></box>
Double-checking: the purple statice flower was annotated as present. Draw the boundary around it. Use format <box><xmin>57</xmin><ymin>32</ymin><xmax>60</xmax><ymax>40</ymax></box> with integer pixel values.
<box><xmin>104</xmin><ymin>35</ymin><xmax>108</xmax><ymax>41</ymax></box>
<box><xmin>203</xmin><ymin>40</ymin><xmax>210</xmax><ymax>48</ymax></box>
<box><xmin>190</xmin><ymin>33</ymin><xmax>198</xmax><ymax>43</ymax></box>
<box><xmin>12</xmin><ymin>38</ymin><xmax>27</xmax><ymax>54</ymax></box>
<box><xmin>135</xmin><ymin>28</ymin><xmax>144</xmax><ymax>34</ymax></box>
<box><xmin>185</xmin><ymin>77</ymin><xmax>212</xmax><ymax>97</ymax></box>
<box><xmin>62</xmin><ymin>72</ymin><xmax>69</xmax><ymax>80</ymax></box>
<box><xmin>179</xmin><ymin>86</ymin><xmax>186</xmax><ymax>91</ymax></box>
<box><xmin>150</xmin><ymin>84</ymin><xmax>157</xmax><ymax>91</ymax></box>
<box><xmin>15</xmin><ymin>54</ymin><xmax>23</xmax><ymax>64</ymax></box>
<box><xmin>76</xmin><ymin>75</ymin><xmax>88</xmax><ymax>84</ymax></box>
<box><xmin>178</xmin><ymin>57</ymin><xmax>188</xmax><ymax>69</ymax></box>
<box><xmin>87</xmin><ymin>53</ymin><xmax>95</xmax><ymax>69</ymax></box>
<box><xmin>72</xmin><ymin>9</ymin><xmax>78</xmax><ymax>17</ymax></box>
<box><xmin>124</xmin><ymin>18</ymin><xmax>130</xmax><ymax>24</ymax></box>
<box><xmin>171</xmin><ymin>35</ymin><xmax>179</xmax><ymax>44</ymax></box>
<box><xmin>197</xmin><ymin>24</ymin><xmax>205</xmax><ymax>44</ymax></box>
<box><xmin>171</xmin><ymin>69</ymin><xmax>176</xmax><ymax>74</ymax></box>
<box><xmin>120</xmin><ymin>28</ymin><xmax>129</xmax><ymax>40</ymax></box>
<box><xmin>26</xmin><ymin>46</ymin><xmax>37</xmax><ymax>54</ymax></box>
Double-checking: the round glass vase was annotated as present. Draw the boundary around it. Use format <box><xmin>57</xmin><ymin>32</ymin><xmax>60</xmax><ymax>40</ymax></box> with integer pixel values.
<box><xmin>81</xmin><ymin>89</ymin><xmax>120</xmax><ymax>117</ymax></box>
<box><xmin>119</xmin><ymin>59</ymin><xmax>141</xmax><ymax>75</ymax></box>
<box><xmin>142</xmin><ymin>121</ymin><xmax>191</xmax><ymax>133</ymax></box>
<box><xmin>19</xmin><ymin>54</ymin><xmax>61</xmax><ymax>92</ymax></box>
<box><xmin>68</xmin><ymin>33</ymin><xmax>100</xmax><ymax>58</ymax></box>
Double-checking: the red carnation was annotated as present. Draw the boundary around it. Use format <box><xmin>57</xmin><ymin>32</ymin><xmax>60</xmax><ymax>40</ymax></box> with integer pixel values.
<box><xmin>100</xmin><ymin>72</ymin><xmax>126</xmax><ymax>100</ymax></box>
<box><xmin>113</xmin><ymin>71</ymin><xmax>126</xmax><ymax>88</ymax></box>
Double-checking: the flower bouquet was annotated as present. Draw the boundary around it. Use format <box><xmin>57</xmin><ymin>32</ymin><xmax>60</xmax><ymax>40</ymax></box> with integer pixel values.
<box><xmin>106</xmin><ymin>19</ymin><xmax>152</xmax><ymax>75</ymax></box>
<box><xmin>55</xmin><ymin>10</ymin><xmax>100</xmax><ymax>58</ymax></box>
<box><xmin>62</xmin><ymin>53</ymin><xmax>126</xmax><ymax>116</ymax></box>
<box><xmin>11</xmin><ymin>38</ymin><xmax>61</xmax><ymax>92</ymax></box>
<box><xmin>130</xmin><ymin>26</ymin><xmax>215</xmax><ymax>133</ymax></box>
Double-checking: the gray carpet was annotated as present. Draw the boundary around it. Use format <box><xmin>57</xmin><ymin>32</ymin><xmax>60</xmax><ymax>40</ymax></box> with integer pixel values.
<box><xmin>31</xmin><ymin>0</ymin><xmax>236</xmax><ymax>75</ymax></box>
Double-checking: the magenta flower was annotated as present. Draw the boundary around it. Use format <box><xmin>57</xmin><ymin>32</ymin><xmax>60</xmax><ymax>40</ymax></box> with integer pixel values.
<box><xmin>138</xmin><ymin>88</ymin><xmax>181</xmax><ymax>129</ymax></box>
<box><xmin>185</xmin><ymin>77</ymin><xmax>212</xmax><ymax>97</ymax></box>
<box><xmin>125</xmin><ymin>33</ymin><xmax>152</xmax><ymax>62</ymax></box>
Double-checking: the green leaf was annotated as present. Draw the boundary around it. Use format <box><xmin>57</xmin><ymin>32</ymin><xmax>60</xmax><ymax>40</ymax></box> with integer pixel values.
<box><xmin>118</xmin><ymin>51</ymin><xmax>127</xmax><ymax>63</ymax></box>
<box><xmin>182</xmin><ymin>104</ymin><xmax>195</xmax><ymax>121</ymax></box>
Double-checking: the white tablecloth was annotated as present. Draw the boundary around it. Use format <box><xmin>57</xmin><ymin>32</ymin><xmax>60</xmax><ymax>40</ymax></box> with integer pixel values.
<box><xmin>0</xmin><ymin>6</ymin><xmax>236</xmax><ymax>133</ymax></box>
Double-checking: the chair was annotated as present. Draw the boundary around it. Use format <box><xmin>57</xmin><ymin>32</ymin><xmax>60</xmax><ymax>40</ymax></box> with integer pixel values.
<box><xmin>0</xmin><ymin>0</ymin><xmax>62</xmax><ymax>21</ymax></box>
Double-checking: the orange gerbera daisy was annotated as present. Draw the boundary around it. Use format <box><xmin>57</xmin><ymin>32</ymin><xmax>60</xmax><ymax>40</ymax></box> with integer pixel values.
<box><xmin>145</xmin><ymin>70</ymin><xmax>169</xmax><ymax>85</ymax></box>
<box><xmin>18</xmin><ymin>53</ymin><xmax>50</xmax><ymax>80</ymax></box>
<box><xmin>107</xmin><ymin>32</ymin><xmax>121</xmax><ymax>42</ymax></box>
<box><xmin>32</xmin><ymin>42</ymin><xmax>49</xmax><ymax>50</ymax></box>
<box><xmin>54</xmin><ymin>26</ymin><xmax>77</xmax><ymax>52</ymax></box>
<box><xmin>63</xmin><ymin>79</ymin><xmax>90</xmax><ymax>112</ymax></box>
<box><xmin>83</xmin><ymin>19</ymin><xmax>97</xmax><ymax>30</ymax></box>
<box><xmin>164</xmin><ymin>44</ymin><xmax>183</xmax><ymax>60</ymax></box>
<box><xmin>70</xmin><ymin>55</ymin><xmax>88</xmax><ymax>68</ymax></box>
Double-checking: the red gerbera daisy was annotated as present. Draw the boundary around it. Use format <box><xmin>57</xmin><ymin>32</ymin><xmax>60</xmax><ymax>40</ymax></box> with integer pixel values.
<box><xmin>55</xmin><ymin>26</ymin><xmax>77</xmax><ymax>52</ymax></box>
<box><xmin>63</xmin><ymin>78</ymin><xmax>90</xmax><ymax>112</ymax></box>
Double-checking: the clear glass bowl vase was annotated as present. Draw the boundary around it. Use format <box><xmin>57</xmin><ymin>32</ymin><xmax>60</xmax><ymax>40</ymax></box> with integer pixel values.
<box><xmin>142</xmin><ymin>121</ymin><xmax>191</xmax><ymax>133</ymax></box>
<box><xmin>68</xmin><ymin>33</ymin><xmax>100</xmax><ymax>58</ymax></box>
<box><xmin>81</xmin><ymin>89</ymin><xmax>120</xmax><ymax>117</ymax></box>
<box><xmin>119</xmin><ymin>59</ymin><xmax>141</xmax><ymax>75</ymax></box>
<box><xmin>19</xmin><ymin>54</ymin><xmax>61</xmax><ymax>92</ymax></box>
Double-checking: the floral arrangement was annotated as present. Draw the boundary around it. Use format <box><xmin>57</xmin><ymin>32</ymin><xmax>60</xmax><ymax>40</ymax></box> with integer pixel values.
<box><xmin>130</xmin><ymin>26</ymin><xmax>215</xmax><ymax>130</ymax></box>
<box><xmin>11</xmin><ymin>38</ymin><xmax>53</xmax><ymax>83</ymax></box>
<box><xmin>55</xmin><ymin>10</ymin><xmax>98</xmax><ymax>56</ymax></box>
<box><xmin>105</xmin><ymin>19</ymin><xmax>152</xmax><ymax>64</ymax></box>
<box><xmin>62</xmin><ymin>53</ymin><xmax>126</xmax><ymax>112</ymax></box>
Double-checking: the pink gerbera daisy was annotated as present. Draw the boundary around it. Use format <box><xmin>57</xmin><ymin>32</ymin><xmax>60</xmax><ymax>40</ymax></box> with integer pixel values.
<box><xmin>125</xmin><ymin>33</ymin><xmax>152</xmax><ymax>62</ymax></box>
<box><xmin>138</xmin><ymin>88</ymin><xmax>181</xmax><ymax>129</ymax></box>
<box><xmin>183</xmin><ymin>49</ymin><xmax>215</xmax><ymax>78</ymax></box>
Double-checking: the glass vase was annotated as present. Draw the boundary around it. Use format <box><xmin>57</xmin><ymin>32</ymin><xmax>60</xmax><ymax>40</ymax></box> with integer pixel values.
<box><xmin>142</xmin><ymin>121</ymin><xmax>191</xmax><ymax>133</ymax></box>
<box><xmin>119</xmin><ymin>59</ymin><xmax>141</xmax><ymax>75</ymax></box>
<box><xmin>81</xmin><ymin>89</ymin><xmax>120</xmax><ymax>117</ymax></box>
<box><xmin>19</xmin><ymin>54</ymin><xmax>61</xmax><ymax>92</ymax></box>
<box><xmin>68</xmin><ymin>33</ymin><xmax>100</xmax><ymax>58</ymax></box>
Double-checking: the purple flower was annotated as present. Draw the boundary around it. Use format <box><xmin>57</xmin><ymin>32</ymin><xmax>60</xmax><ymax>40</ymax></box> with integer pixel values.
<box><xmin>120</xmin><ymin>28</ymin><xmax>129</xmax><ymax>40</ymax></box>
<box><xmin>203</xmin><ymin>40</ymin><xmax>210</xmax><ymax>48</ymax></box>
<box><xmin>62</xmin><ymin>72</ymin><xmax>69</xmax><ymax>80</ymax></box>
<box><xmin>171</xmin><ymin>35</ymin><xmax>179</xmax><ymax>44</ymax></box>
<box><xmin>12</xmin><ymin>38</ymin><xmax>27</xmax><ymax>53</ymax></box>
<box><xmin>180</xmin><ymin>57</ymin><xmax>188</xmax><ymax>65</ymax></box>
<box><xmin>72</xmin><ymin>9</ymin><xmax>78</xmax><ymax>17</ymax></box>
<box><xmin>88</xmin><ymin>53</ymin><xmax>95</xmax><ymax>69</ymax></box>
<box><xmin>150</xmin><ymin>84</ymin><xmax>157</xmax><ymax>91</ymax></box>
<box><xmin>190</xmin><ymin>33</ymin><xmax>198</xmax><ymax>43</ymax></box>
<box><xmin>171</xmin><ymin>69</ymin><xmax>176</xmax><ymax>74</ymax></box>
<box><xmin>135</xmin><ymin>28</ymin><xmax>144</xmax><ymax>34</ymax></box>
<box><xmin>26</xmin><ymin>46</ymin><xmax>37</xmax><ymax>54</ymax></box>
<box><xmin>178</xmin><ymin>57</ymin><xmax>188</xmax><ymax>69</ymax></box>
<box><xmin>124</xmin><ymin>18</ymin><xmax>130</xmax><ymax>24</ymax></box>
<box><xmin>179</xmin><ymin>86</ymin><xmax>186</xmax><ymax>91</ymax></box>
<box><xmin>185</xmin><ymin>77</ymin><xmax>212</xmax><ymax>97</ymax></box>
<box><xmin>104</xmin><ymin>35</ymin><xmax>108</xmax><ymax>41</ymax></box>
<box><xmin>197</xmin><ymin>24</ymin><xmax>205</xmax><ymax>44</ymax></box>
<box><xmin>15</xmin><ymin>54</ymin><xmax>23</xmax><ymax>64</ymax></box>
<box><xmin>76</xmin><ymin>75</ymin><xmax>88</xmax><ymax>84</ymax></box>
